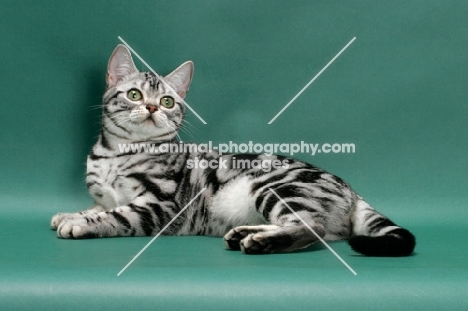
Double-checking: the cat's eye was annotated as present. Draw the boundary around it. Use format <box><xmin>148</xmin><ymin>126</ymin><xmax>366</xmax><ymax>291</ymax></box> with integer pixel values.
<box><xmin>160</xmin><ymin>96</ymin><xmax>175</xmax><ymax>108</ymax></box>
<box><xmin>127</xmin><ymin>89</ymin><xmax>142</xmax><ymax>101</ymax></box>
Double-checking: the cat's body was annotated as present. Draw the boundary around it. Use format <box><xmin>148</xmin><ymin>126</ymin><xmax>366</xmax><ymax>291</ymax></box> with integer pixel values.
<box><xmin>51</xmin><ymin>45</ymin><xmax>415</xmax><ymax>256</ymax></box>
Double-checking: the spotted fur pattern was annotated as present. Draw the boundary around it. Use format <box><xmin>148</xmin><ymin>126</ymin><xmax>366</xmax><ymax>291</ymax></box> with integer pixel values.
<box><xmin>51</xmin><ymin>45</ymin><xmax>416</xmax><ymax>256</ymax></box>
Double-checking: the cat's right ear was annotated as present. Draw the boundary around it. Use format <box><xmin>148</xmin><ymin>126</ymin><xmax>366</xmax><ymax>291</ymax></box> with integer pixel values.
<box><xmin>106</xmin><ymin>44</ymin><xmax>138</xmax><ymax>88</ymax></box>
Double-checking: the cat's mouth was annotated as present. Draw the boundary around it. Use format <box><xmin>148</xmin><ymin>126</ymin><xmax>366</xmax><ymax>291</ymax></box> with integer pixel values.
<box><xmin>144</xmin><ymin>114</ymin><xmax>171</xmax><ymax>130</ymax></box>
<box><xmin>144</xmin><ymin>114</ymin><xmax>157</xmax><ymax>126</ymax></box>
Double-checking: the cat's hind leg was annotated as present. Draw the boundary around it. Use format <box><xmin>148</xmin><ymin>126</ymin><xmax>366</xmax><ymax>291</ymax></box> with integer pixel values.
<box><xmin>224</xmin><ymin>225</ymin><xmax>280</xmax><ymax>251</ymax></box>
<box><xmin>224</xmin><ymin>179</ymin><xmax>340</xmax><ymax>254</ymax></box>
<box><xmin>224</xmin><ymin>214</ymin><xmax>325</xmax><ymax>254</ymax></box>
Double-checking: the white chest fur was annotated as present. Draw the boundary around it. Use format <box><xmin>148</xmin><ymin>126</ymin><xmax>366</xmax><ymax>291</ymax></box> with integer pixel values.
<box><xmin>87</xmin><ymin>157</ymin><xmax>143</xmax><ymax>210</ymax></box>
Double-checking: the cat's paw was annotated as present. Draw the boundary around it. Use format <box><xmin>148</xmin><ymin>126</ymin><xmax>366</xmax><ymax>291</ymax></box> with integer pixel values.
<box><xmin>57</xmin><ymin>217</ymin><xmax>86</xmax><ymax>239</ymax></box>
<box><xmin>223</xmin><ymin>227</ymin><xmax>250</xmax><ymax>250</ymax></box>
<box><xmin>55</xmin><ymin>212</ymin><xmax>110</xmax><ymax>239</ymax></box>
<box><xmin>51</xmin><ymin>213</ymin><xmax>72</xmax><ymax>230</ymax></box>
<box><xmin>56</xmin><ymin>216</ymin><xmax>101</xmax><ymax>239</ymax></box>
<box><xmin>240</xmin><ymin>233</ymin><xmax>276</xmax><ymax>254</ymax></box>
<box><xmin>223</xmin><ymin>225</ymin><xmax>279</xmax><ymax>251</ymax></box>
<box><xmin>51</xmin><ymin>206</ymin><xmax>106</xmax><ymax>231</ymax></box>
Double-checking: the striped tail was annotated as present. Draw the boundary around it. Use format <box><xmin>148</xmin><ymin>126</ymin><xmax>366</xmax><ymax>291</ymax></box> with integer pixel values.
<box><xmin>348</xmin><ymin>197</ymin><xmax>416</xmax><ymax>256</ymax></box>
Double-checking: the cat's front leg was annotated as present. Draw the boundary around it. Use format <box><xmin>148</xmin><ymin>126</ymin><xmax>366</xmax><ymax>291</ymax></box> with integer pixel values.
<box><xmin>56</xmin><ymin>206</ymin><xmax>129</xmax><ymax>239</ymax></box>
<box><xmin>51</xmin><ymin>205</ymin><xmax>106</xmax><ymax>230</ymax></box>
<box><xmin>55</xmin><ymin>198</ymin><xmax>175</xmax><ymax>239</ymax></box>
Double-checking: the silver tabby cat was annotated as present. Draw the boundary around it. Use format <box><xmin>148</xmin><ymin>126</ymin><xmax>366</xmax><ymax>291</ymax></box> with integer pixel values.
<box><xmin>51</xmin><ymin>45</ymin><xmax>415</xmax><ymax>256</ymax></box>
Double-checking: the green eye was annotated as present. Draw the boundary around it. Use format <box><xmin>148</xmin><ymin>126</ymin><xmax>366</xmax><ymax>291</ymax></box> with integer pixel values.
<box><xmin>127</xmin><ymin>89</ymin><xmax>142</xmax><ymax>101</ymax></box>
<box><xmin>160</xmin><ymin>96</ymin><xmax>175</xmax><ymax>108</ymax></box>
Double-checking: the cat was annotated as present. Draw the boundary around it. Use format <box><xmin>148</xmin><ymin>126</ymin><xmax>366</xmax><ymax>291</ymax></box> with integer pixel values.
<box><xmin>51</xmin><ymin>44</ymin><xmax>416</xmax><ymax>256</ymax></box>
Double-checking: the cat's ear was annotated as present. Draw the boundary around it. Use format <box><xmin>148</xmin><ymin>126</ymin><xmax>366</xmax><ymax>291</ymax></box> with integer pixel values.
<box><xmin>106</xmin><ymin>44</ymin><xmax>138</xmax><ymax>88</ymax></box>
<box><xmin>164</xmin><ymin>61</ymin><xmax>194</xmax><ymax>99</ymax></box>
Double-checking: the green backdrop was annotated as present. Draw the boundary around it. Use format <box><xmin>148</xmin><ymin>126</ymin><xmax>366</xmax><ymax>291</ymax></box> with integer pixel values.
<box><xmin>1</xmin><ymin>1</ymin><xmax>467</xmax><ymax>310</ymax></box>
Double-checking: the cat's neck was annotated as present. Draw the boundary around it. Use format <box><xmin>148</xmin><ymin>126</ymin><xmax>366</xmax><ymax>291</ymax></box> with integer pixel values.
<box><xmin>95</xmin><ymin>129</ymin><xmax>177</xmax><ymax>157</ymax></box>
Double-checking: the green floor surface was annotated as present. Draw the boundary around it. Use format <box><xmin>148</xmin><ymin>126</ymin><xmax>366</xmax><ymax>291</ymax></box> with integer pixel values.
<box><xmin>1</xmin><ymin>197</ymin><xmax>467</xmax><ymax>310</ymax></box>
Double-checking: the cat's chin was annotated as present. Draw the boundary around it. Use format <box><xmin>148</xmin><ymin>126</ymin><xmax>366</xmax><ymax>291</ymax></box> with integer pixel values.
<box><xmin>127</xmin><ymin>115</ymin><xmax>159</xmax><ymax>131</ymax></box>
<box><xmin>134</xmin><ymin>124</ymin><xmax>177</xmax><ymax>142</ymax></box>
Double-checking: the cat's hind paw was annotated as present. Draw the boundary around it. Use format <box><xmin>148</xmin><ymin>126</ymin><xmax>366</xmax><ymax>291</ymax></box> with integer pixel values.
<box><xmin>240</xmin><ymin>232</ymin><xmax>278</xmax><ymax>254</ymax></box>
<box><xmin>223</xmin><ymin>225</ymin><xmax>280</xmax><ymax>251</ymax></box>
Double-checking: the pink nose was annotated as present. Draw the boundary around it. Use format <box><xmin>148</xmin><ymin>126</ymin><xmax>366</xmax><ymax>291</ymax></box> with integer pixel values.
<box><xmin>146</xmin><ymin>104</ymin><xmax>158</xmax><ymax>114</ymax></box>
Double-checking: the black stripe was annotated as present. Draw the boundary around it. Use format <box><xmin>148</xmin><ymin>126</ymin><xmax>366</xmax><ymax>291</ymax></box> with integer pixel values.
<box><xmin>332</xmin><ymin>175</ymin><xmax>348</xmax><ymax>188</ymax></box>
<box><xmin>129</xmin><ymin>204</ymin><xmax>155</xmax><ymax>236</ymax></box>
<box><xmin>116</xmin><ymin>151</ymin><xmax>138</xmax><ymax>157</ymax></box>
<box><xmin>250</xmin><ymin>166</ymin><xmax>306</xmax><ymax>194</ymax></box>
<box><xmin>276</xmin><ymin>201</ymin><xmax>315</xmax><ymax>218</ymax></box>
<box><xmin>148</xmin><ymin>74</ymin><xmax>157</xmax><ymax>89</ymax></box>
<box><xmin>103</xmin><ymin>113</ymin><xmax>131</xmax><ymax>134</ymax></box>
<box><xmin>273</xmin><ymin>184</ymin><xmax>307</xmax><ymax>199</ymax></box>
<box><xmin>295</xmin><ymin>170</ymin><xmax>323</xmax><ymax>183</ymax></box>
<box><xmin>86</xmin><ymin>172</ymin><xmax>99</xmax><ymax>178</ymax></box>
<box><xmin>102</xmin><ymin>123</ymin><xmax>128</xmax><ymax>141</ymax></box>
<box><xmin>318</xmin><ymin>185</ymin><xmax>343</xmax><ymax>198</ymax></box>
<box><xmin>103</xmin><ymin>90</ymin><xmax>123</xmax><ymax>103</ymax></box>
<box><xmin>86</xmin><ymin>181</ymin><xmax>100</xmax><ymax>188</ymax></box>
<box><xmin>367</xmin><ymin>217</ymin><xmax>396</xmax><ymax>234</ymax></box>
<box><xmin>148</xmin><ymin>203</ymin><xmax>170</xmax><ymax>228</ymax></box>
<box><xmin>124</xmin><ymin>158</ymin><xmax>158</xmax><ymax>171</ymax></box>
<box><xmin>89</xmin><ymin>151</ymin><xmax>109</xmax><ymax>160</ymax></box>
<box><xmin>127</xmin><ymin>173</ymin><xmax>174</xmax><ymax>201</ymax></box>
<box><xmin>190</xmin><ymin>210</ymin><xmax>199</xmax><ymax>232</ymax></box>
<box><xmin>205</xmin><ymin>167</ymin><xmax>221</xmax><ymax>193</ymax></box>
<box><xmin>251</xmin><ymin>172</ymin><xmax>289</xmax><ymax>194</ymax></box>
<box><xmin>315</xmin><ymin>196</ymin><xmax>335</xmax><ymax>212</ymax></box>
<box><xmin>259</xmin><ymin>192</ymin><xmax>279</xmax><ymax>220</ymax></box>
<box><xmin>100</xmin><ymin>129</ymin><xmax>112</xmax><ymax>150</ymax></box>
<box><xmin>112</xmin><ymin>211</ymin><xmax>131</xmax><ymax>230</ymax></box>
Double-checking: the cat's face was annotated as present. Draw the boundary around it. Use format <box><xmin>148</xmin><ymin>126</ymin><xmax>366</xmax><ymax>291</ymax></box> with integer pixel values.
<box><xmin>102</xmin><ymin>45</ymin><xmax>193</xmax><ymax>143</ymax></box>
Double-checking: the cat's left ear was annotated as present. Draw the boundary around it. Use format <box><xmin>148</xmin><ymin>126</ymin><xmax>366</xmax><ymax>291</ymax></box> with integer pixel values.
<box><xmin>164</xmin><ymin>61</ymin><xmax>194</xmax><ymax>99</ymax></box>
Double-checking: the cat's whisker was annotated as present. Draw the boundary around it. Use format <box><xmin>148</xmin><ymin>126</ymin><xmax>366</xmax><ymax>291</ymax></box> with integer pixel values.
<box><xmin>110</xmin><ymin>114</ymin><xmax>133</xmax><ymax>128</ymax></box>
<box><xmin>162</xmin><ymin>118</ymin><xmax>182</xmax><ymax>142</ymax></box>
<box><xmin>177</xmin><ymin>126</ymin><xmax>193</xmax><ymax>140</ymax></box>
<box><xmin>179</xmin><ymin>120</ymin><xmax>196</xmax><ymax>138</ymax></box>
<box><xmin>89</xmin><ymin>104</ymin><xmax>104</xmax><ymax>111</ymax></box>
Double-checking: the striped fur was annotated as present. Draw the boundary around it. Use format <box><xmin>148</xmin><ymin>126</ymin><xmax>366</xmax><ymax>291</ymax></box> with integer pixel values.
<box><xmin>51</xmin><ymin>45</ymin><xmax>416</xmax><ymax>256</ymax></box>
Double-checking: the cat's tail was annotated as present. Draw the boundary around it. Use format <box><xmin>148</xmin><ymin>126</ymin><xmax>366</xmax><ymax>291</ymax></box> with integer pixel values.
<box><xmin>348</xmin><ymin>196</ymin><xmax>416</xmax><ymax>256</ymax></box>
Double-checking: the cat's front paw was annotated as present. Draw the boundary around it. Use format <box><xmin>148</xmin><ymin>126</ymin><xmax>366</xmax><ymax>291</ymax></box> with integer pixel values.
<box><xmin>51</xmin><ymin>213</ymin><xmax>71</xmax><ymax>230</ymax></box>
<box><xmin>56</xmin><ymin>216</ymin><xmax>102</xmax><ymax>239</ymax></box>
<box><xmin>57</xmin><ymin>218</ymin><xmax>86</xmax><ymax>239</ymax></box>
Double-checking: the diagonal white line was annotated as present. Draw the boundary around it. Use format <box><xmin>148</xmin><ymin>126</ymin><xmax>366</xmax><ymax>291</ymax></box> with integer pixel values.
<box><xmin>268</xmin><ymin>188</ymin><xmax>357</xmax><ymax>276</ymax></box>
<box><xmin>117</xmin><ymin>187</ymin><xmax>207</xmax><ymax>276</ymax></box>
<box><xmin>117</xmin><ymin>36</ymin><xmax>207</xmax><ymax>125</ymax></box>
<box><xmin>268</xmin><ymin>37</ymin><xmax>356</xmax><ymax>124</ymax></box>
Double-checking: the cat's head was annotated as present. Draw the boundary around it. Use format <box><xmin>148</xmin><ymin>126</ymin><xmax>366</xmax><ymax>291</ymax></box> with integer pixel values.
<box><xmin>102</xmin><ymin>44</ymin><xmax>193</xmax><ymax>144</ymax></box>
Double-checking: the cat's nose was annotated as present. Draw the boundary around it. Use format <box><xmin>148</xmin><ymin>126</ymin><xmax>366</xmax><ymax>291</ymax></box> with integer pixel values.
<box><xmin>146</xmin><ymin>104</ymin><xmax>158</xmax><ymax>114</ymax></box>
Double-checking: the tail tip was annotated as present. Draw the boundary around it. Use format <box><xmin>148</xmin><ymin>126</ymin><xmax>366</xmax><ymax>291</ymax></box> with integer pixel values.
<box><xmin>348</xmin><ymin>228</ymin><xmax>416</xmax><ymax>257</ymax></box>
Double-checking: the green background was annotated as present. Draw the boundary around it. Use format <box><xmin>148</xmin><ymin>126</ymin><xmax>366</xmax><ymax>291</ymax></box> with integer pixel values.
<box><xmin>1</xmin><ymin>1</ymin><xmax>467</xmax><ymax>310</ymax></box>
